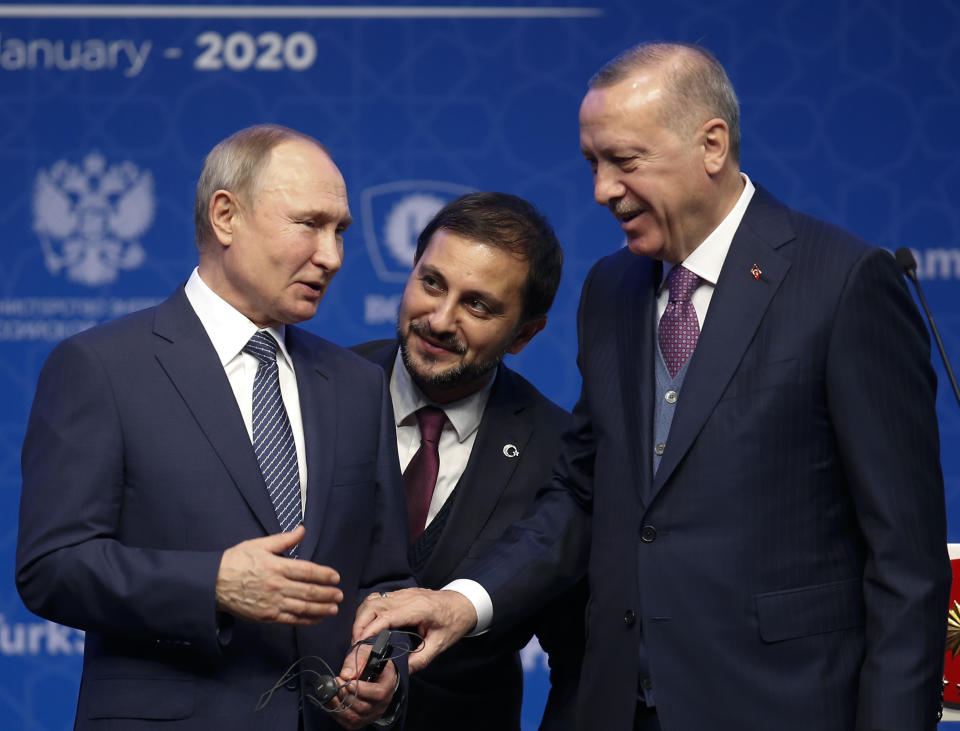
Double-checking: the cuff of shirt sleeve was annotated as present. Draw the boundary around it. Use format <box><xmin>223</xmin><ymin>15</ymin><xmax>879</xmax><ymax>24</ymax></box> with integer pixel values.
<box><xmin>441</xmin><ymin>579</ymin><xmax>492</xmax><ymax>635</ymax></box>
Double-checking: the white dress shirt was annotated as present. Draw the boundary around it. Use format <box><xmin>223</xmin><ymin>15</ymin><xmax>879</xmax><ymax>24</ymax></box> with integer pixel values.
<box><xmin>458</xmin><ymin>174</ymin><xmax>758</xmax><ymax>634</ymax></box>
<box><xmin>183</xmin><ymin>268</ymin><xmax>308</xmax><ymax>514</ymax></box>
<box><xmin>657</xmin><ymin>174</ymin><xmax>756</xmax><ymax>326</ymax></box>
<box><xmin>390</xmin><ymin>350</ymin><xmax>494</xmax><ymax>527</ymax></box>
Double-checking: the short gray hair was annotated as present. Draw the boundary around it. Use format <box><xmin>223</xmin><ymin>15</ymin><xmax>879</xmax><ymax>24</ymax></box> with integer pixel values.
<box><xmin>193</xmin><ymin>124</ymin><xmax>329</xmax><ymax>251</ymax></box>
<box><xmin>590</xmin><ymin>42</ymin><xmax>741</xmax><ymax>163</ymax></box>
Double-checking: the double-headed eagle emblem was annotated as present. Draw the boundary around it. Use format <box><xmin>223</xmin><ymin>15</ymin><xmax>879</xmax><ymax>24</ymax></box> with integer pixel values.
<box><xmin>33</xmin><ymin>152</ymin><xmax>153</xmax><ymax>286</ymax></box>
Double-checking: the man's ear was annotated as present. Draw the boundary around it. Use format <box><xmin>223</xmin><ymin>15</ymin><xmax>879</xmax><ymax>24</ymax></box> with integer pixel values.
<box><xmin>209</xmin><ymin>189</ymin><xmax>241</xmax><ymax>247</ymax></box>
<box><xmin>507</xmin><ymin>316</ymin><xmax>547</xmax><ymax>355</ymax></box>
<box><xmin>700</xmin><ymin>118</ymin><xmax>730</xmax><ymax>176</ymax></box>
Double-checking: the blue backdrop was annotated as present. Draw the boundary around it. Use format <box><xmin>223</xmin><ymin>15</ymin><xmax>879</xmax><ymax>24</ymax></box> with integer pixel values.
<box><xmin>1</xmin><ymin>1</ymin><xmax>958</xmax><ymax>728</ymax></box>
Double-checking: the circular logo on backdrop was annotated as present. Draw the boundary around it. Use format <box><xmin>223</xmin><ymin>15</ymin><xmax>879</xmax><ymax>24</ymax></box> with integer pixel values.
<box><xmin>360</xmin><ymin>180</ymin><xmax>474</xmax><ymax>283</ymax></box>
<box><xmin>383</xmin><ymin>193</ymin><xmax>447</xmax><ymax>267</ymax></box>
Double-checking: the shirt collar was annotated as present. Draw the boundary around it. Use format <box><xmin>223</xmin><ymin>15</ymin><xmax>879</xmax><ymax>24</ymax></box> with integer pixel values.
<box><xmin>390</xmin><ymin>349</ymin><xmax>494</xmax><ymax>443</ymax></box>
<box><xmin>661</xmin><ymin>173</ymin><xmax>756</xmax><ymax>291</ymax></box>
<box><xmin>184</xmin><ymin>267</ymin><xmax>291</xmax><ymax>367</ymax></box>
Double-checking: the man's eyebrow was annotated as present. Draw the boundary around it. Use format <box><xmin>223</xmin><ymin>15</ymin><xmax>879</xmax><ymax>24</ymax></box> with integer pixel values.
<box><xmin>417</xmin><ymin>263</ymin><xmax>445</xmax><ymax>280</ymax></box>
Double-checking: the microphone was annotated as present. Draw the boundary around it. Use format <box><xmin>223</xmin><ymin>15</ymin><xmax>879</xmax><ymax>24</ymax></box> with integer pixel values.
<box><xmin>895</xmin><ymin>247</ymin><xmax>960</xmax><ymax>408</ymax></box>
<box><xmin>314</xmin><ymin>674</ymin><xmax>339</xmax><ymax>704</ymax></box>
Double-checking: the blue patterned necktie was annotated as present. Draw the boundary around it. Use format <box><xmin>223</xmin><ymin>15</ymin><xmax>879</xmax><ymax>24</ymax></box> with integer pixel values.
<box><xmin>244</xmin><ymin>331</ymin><xmax>302</xmax><ymax>557</ymax></box>
<box><xmin>658</xmin><ymin>265</ymin><xmax>702</xmax><ymax>377</ymax></box>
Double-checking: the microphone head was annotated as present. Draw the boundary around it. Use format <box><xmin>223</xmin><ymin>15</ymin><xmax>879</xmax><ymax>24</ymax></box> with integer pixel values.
<box><xmin>895</xmin><ymin>247</ymin><xmax>917</xmax><ymax>273</ymax></box>
<box><xmin>314</xmin><ymin>674</ymin><xmax>339</xmax><ymax>704</ymax></box>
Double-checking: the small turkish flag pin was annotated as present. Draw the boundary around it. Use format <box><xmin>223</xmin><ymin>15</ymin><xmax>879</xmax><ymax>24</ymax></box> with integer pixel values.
<box><xmin>750</xmin><ymin>264</ymin><xmax>762</xmax><ymax>280</ymax></box>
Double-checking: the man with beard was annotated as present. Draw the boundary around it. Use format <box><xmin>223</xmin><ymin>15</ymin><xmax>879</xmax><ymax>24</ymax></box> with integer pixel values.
<box><xmin>353</xmin><ymin>43</ymin><xmax>949</xmax><ymax>730</ymax></box>
<box><xmin>351</xmin><ymin>192</ymin><xmax>585</xmax><ymax>731</ymax></box>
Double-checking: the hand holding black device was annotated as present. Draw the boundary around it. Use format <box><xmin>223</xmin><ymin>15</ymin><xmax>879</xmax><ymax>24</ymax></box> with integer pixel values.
<box><xmin>359</xmin><ymin>629</ymin><xmax>393</xmax><ymax>682</ymax></box>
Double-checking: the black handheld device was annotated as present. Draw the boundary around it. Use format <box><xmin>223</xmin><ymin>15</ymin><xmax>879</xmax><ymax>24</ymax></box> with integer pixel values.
<box><xmin>359</xmin><ymin>629</ymin><xmax>393</xmax><ymax>682</ymax></box>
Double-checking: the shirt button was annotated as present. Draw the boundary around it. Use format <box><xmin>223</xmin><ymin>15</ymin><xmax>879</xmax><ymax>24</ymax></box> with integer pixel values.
<box><xmin>664</xmin><ymin>390</ymin><xmax>678</xmax><ymax>404</ymax></box>
<box><xmin>641</xmin><ymin>525</ymin><xmax>658</xmax><ymax>542</ymax></box>
<box><xmin>654</xmin><ymin>443</ymin><xmax>666</xmax><ymax>456</ymax></box>
<box><xmin>641</xmin><ymin>677</ymin><xmax>653</xmax><ymax>690</ymax></box>
<box><xmin>624</xmin><ymin>609</ymin><xmax>636</xmax><ymax>627</ymax></box>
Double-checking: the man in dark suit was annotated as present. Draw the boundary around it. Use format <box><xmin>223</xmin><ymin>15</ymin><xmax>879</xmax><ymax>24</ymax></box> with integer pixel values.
<box><xmin>352</xmin><ymin>192</ymin><xmax>584</xmax><ymax>730</ymax></box>
<box><xmin>16</xmin><ymin>124</ymin><xmax>412</xmax><ymax>730</ymax></box>
<box><xmin>354</xmin><ymin>43</ymin><xmax>951</xmax><ymax>730</ymax></box>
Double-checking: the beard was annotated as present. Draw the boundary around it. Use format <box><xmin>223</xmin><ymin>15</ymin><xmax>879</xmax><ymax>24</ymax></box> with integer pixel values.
<box><xmin>397</xmin><ymin>317</ymin><xmax>511</xmax><ymax>396</ymax></box>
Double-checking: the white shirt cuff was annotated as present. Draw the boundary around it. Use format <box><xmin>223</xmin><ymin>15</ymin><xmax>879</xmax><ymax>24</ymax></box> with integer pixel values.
<box><xmin>442</xmin><ymin>579</ymin><xmax>492</xmax><ymax>635</ymax></box>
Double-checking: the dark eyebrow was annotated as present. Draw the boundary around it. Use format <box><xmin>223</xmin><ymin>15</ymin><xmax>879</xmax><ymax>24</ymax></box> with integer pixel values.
<box><xmin>417</xmin><ymin>263</ymin><xmax>444</xmax><ymax>280</ymax></box>
<box><xmin>417</xmin><ymin>263</ymin><xmax>506</xmax><ymax>313</ymax></box>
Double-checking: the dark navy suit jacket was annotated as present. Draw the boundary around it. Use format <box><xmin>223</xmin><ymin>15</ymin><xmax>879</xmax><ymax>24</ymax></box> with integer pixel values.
<box><xmin>464</xmin><ymin>186</ymin><xmax>951</xmax><ymax>730</ymax></box>
<box><xmin>16</xmin><ymin>286</ymin><xmax>414</xmax><ymax>730</ymax></box>
<box><xmin>353</xmin><ymin>340</ymin><xmax>586</xmax><ymax>731</ymax></box>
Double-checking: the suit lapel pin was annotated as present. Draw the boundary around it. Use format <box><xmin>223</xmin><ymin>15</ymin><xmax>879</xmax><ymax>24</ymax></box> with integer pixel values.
<box><xmin>502</xmin><ymin>444</ymin><xmax>519</xmax><ymax>458</ymax></box>
<box><xmin>750</xmin><ymin>263</ymin><xmax>762</xmax><ymax>280</ymax></box>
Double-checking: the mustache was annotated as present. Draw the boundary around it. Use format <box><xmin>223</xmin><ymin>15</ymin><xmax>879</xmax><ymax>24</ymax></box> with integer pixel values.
<box><xmin>408</xmin><ymin>319</ymin><xmax>467</xmax><ymax>355</ymax></box>
<box><xmin>609</xmin><ymin>199</ymin><xmax>641</xmax><ymax>219</ymax></box>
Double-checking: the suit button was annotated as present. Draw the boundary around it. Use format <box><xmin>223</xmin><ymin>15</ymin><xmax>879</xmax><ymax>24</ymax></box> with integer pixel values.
<box><xmin>285</xmin><ymin>677</ymin><xmax>299</xmax><ymax>691</ymax></box>
<box><xmin>624</xmin><ymin>609</ymin><xmax>636</xmax><ymax>627</ymax></box>
<box><xmin>641</xmin><ymin>525</ymin><xmax>657</xmax><ymax>542</ymax></box>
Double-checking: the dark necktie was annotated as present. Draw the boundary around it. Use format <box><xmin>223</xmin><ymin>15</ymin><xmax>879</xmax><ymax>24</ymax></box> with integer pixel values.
<box><xmin>403</xmin><ymin>406</ymin><xmax>447</xmax><ymax>542</ymax></box>
<box><xmin>658</xmin><ymin>265</ymin><xmax>702</xmax><ymax>377</ymax></box>
<box><xmin>244</xmin><ymin>331</ymin><xmax>303</xmax><ymax>557</ymax></box>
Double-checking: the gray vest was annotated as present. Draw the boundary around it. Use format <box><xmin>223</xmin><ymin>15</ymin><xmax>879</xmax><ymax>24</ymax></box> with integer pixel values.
<box><xmin>652</xmin><ymin>347</ymin><xmax>690</xmax><ymax>476</ymax></box>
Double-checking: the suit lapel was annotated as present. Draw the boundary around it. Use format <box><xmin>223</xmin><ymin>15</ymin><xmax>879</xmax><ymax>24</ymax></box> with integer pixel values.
<box><xmin>417</xmin><ymin>366</ymin><xmax>533</xmax><ymax>586</ymax></box>
<box><xmin>651</xmin><ymin>188</ymin><xmax>794</xmax><ymax>496</ymax></box>
<box><xmin>286</xmin><ymin>328</ymin><xmax>337</xmax><ymax>562</ymax></box>
<box><xmin>614</xmin><ymin>254</ymin><xmax>660</xmax><ymax>507</ymax></box>
<box><xmin>363</xmin><ymin>341</ymin><xmax>400</xmax><ymax>372</ymax></box>
<box><xmin>152</xmin><ymin>289</ymin><xmax>281</xmax><ymax>535</ymax></box>
<box><xmin>355</xmin><ymin>342</ymin><xmax>534</xmax><ymax>584</ymax></box>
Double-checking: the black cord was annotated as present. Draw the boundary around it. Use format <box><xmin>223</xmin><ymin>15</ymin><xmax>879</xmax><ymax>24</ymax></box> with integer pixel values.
<box><xmin>255</xmin><ymin>630</ymin><xmax>425</xmax><ymax>715</ymax></box>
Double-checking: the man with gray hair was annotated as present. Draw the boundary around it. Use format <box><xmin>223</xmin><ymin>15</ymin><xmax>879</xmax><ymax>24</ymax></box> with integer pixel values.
<box><xmin>354</xmin><ymin>42</ymin><xmax>950</xmax><ymax>730</ymax></box>
<box><xmin>17</xmin><ymin>124</ymin><xmax>413</xmax><ymax>730</ymax></box>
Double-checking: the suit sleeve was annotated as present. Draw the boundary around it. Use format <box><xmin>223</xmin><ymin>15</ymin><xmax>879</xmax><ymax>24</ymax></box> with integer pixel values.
<box><xmin>16</xmin><ymin>336</ymin><xmax>224</xmax><ymax>652</ymax></box>
<box><xmin>462</xmin><ymin>263</ymin><xmax>602</xmax><ymax>631</ymax></box>
<box><xmin>825</xmin><ymin>248</ymin><xmax>951</xmax><ymax>728</ymax></box>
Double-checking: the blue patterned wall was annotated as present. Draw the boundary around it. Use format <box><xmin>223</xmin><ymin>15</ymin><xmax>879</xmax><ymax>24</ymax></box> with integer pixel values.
<box><xmin>1</xmin><ymin>1</ymin><xmax>958</xmax><ymax>727</ymax></box>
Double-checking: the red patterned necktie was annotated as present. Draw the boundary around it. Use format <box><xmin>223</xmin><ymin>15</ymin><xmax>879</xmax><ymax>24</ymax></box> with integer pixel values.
<box><xmin>403</xmin><ymin>406</ymin><xmax>447</xmax><ymax>541</ymax></box>
<box><xmin>658</xmin><ymin>265</ymin><xmax>702</xmax><ymax>377</ymax></box>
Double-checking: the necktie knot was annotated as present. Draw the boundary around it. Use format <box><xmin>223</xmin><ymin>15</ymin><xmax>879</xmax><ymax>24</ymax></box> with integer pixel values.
<box><xmin>666</xmin><ymin>265</ymin><xmax>701</xmax><ymax>304</ymax></box>
<box><xmin>244</xmin><ymin>331</ymin><xmax>279</xmax><ymax>366</ymax></box>
<box><xmin>415</xmin><ymin>406</ymin><xmax>446</xmax><ymax>445</ymax></box>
